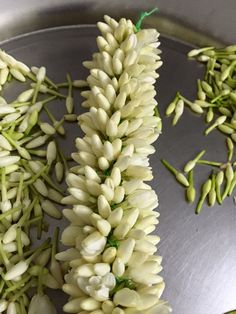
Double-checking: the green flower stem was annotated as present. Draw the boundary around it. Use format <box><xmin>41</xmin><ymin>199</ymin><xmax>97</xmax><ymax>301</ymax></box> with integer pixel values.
<box><xmin>16</xmin><ymin>227</ymin><xmax>23</xmax><ymax>256</ymax></box>
<box><xmin>0</xmin><ymin>239</ymin><xmax>10</xmax><ymax>266</ymax></box>
<box><xmin>20</xmin><ymin>298</ymin><xmax>26</xmax><ymax>314</ymax></box>
<box><xmin>26</xmin><ymin>72</ymin><xmax>37</xmax><ymax>82</ymax></box>
<box><xmin>226</xmin><ymin>137</ymin><xmax>234</xmax><ymax>161</ymax></box>
<box><xmin>56</xmin><ymin>82</ymin><xmax>69</xmax><ymax>88</ymax></box>
<box><xmin>2</xmin><ymin>131</ymin><xmax>23</xmax><ymax>154</ymax></box>
<box><xmin>11</xmin><ymin>101</ymin><xmax>31</xmax><ymax>107</ymax></box>
<box><xmin>25</xmin><ymin>165</ymin><xmax>48</xmax><ymax>185</ymax></box>
<box><xmin>178</xmin><ymin>94</ymin><xmax>195</xmax><ymax>107</ymax></box>
<box><xmin>22</xmin><ymin>160</ymin><xmax>64</xmax><ymax>193</ymax></box>
<box><xmin>1</xmin><ymin>167</ymin><xmax>7</xmax><ymax>201</ymax></box>
<box><xmin>11</xmin><ymin>279</ymin><xmax>35</xmax><ymax>302</ymax></box>
<box><xmin>32</xmin><ymin>80</ymin><xmax>41</xmax><ymax>105</ymax></box>
<box><xmin>225</xmin><ymin>122</ymin><xmax>236</xmax><ymax>130</ymax></box>
<box><xmin>45</xmin><ymin>76</ymin><xmax>58</xmax><ymax>90</ymax></box>
<box><xmin>51</xmin><ymin>227</ymin><xmax>59</xmax><ymax>262</ymax></box>
<box><xmin>57</xmin><ymin>144</ymin><xmax>69</xmax><ymax>173</ymax></box>
<box><xmin>197</xmin><ymin>159</ymin><xmax>222</xmax><ymax>167</ymax></box>
<box><xmin>26</xmin><ymin>238</ymin><xmax>51</xmax><ymax>264</ymax></box>
<box><xmin>17</xmin><ymin>197</ymin><xmax>37</xmax><ymax>227</ymax></box>
<box><xmin>23</xmin><ymin>238</ymin><xmax>51</xmax><ymax>260</ymax></box>
<box><xmin>24</xmin><ymin>216</ymin><xmax>43</xmax><ymax>227</ymax></box>
<box><xmin>162</xmin><ymin>159</ymin><xmax>189</xmax><ymax>186</ymax></box>
<box><xmin>27</xmin><ymin>149</ymin><xmax>46</xmax><ymax>157</ymax></box>
<box><xmin>46</xmin><ymin>89</ymin><xmax>67</xmax><ymax>99</ymax></box>
<box><xmin>228</xmin><ymin>171</ymin><xmax>236</xmax><ymax>195</ymax></box>
<box><xmin>216</xmin><ymin>171</ymin><xmax>224</xmax><ymax>204</ymax></box>
<box><xmin>161</xmin><ymin>159</ymin><xmax>177</xmax><ymax>175</ymax></box>
<box><xmin>194</xmin><ymin>150</ymin><xmax>206</xmax><ymax>162</ymax></box>
<box><xmin>44</xmin><ymin>105</ymin><xmax>57</xmax><ymax>123</ymax></box>
<box><xmin>16</xmin><ymin>173</ymin><xmax>24</xmax><ymax>205</ymax></box>
<box><xmin>211</xmin><ymin>93</ymin><xmax>228</xmax><ymax>104</ymax></box>
<box><xmin>1</xmin><ymin>218</ymin><xmax>11</xmax><ymax>229</ymax></box>
<box><xmin>195</xmin><ymin>179</ymin><xmax>212</xmax><ymax>214</ymax></box>
<box><xmin>41</xmin><ymin>95</ymin><xmax>57</xmax><ymax>105</ymax></box>
<box><xmin>0</xmin><ymin>280</ymin><xmax>5</xmax><ymax>295</ymax></box>
<box><xmin>44</xmin><ymin>105</ymin><xmax>65</xmax><ymax>135</ymax></box>
<box><xmin>186</xmin><ymin>170</ymin><xmax>196</xmax><ymax>203</ymax></box>
<box><xmin>135</xmin><ymin>7</ymin><xmax>158</xmax><ymax>32</ymax></box>
<box><xmin>222</xmin><ymin>165</ymin><xmax>234</xmax><ymax>200</ymax></box>
<box><xmin>42</xmin><ymin>173</ymin><xmax>64</xmax><ymax>193</ymax></box>
<box><xmin>37</xmin><ymin>266</ymin><xmax>44</xmax><ymax>295</ymax></box>
<box><xmin>208</xmin><ymin>173</ymin><xmax>216</xmax><ymax>206</ymax></box>
<box><xmin>18</xmin><ymin>131</ymin><xmax>43</xmax><ymax>146</ymax></box>
<box><xmin>67</xmin><ymin>74</ymin><xmax>73</xmax><ymax>97</ymax></box>
<box><xmin>0</xmin><ymin>206</ymin><xmax>21</xmax><ymax>221</ymax></box>
<box><xmin>3</xmin><ymin>274</ymin><xmax>31</xmax><ymax>296</ymax></box>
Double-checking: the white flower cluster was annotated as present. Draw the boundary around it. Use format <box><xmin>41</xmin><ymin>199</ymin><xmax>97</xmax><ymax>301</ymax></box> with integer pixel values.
<box><xmin>0</xmin><ymin>50</ymin><xmax>30</xmax><ymax>91</ymax></box>
<box><xmin>59</xmin><ymin>15</ymin><xmax>171</xmax><ymax>314</ymax></box>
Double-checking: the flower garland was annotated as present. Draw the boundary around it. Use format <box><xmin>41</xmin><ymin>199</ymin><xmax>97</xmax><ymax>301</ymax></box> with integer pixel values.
<box><xmin>58</xmin><ymin>15</ymin><xmax>171</xmax><ymax>314</ymax></box>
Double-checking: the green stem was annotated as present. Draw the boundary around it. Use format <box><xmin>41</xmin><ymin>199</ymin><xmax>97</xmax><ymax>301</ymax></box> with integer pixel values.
<box><xmin>16</xmin><ymin>173</ymin><xmax>24</xmax><ymax>204</ymax></box>
<box><xmin>45</xmin><ymin>76</ymin><xmax>58</xmax><ymax>90</ymax></box>
<box><xmin>228</xmin><ymin>172</ymin><xmax>236</xmax><ymax>195</ymax></box>
<box><xmin>26</xmin><ymin>72</ymin><xmax>37</xmax><ymax>82</ymax></box>
<box><xmin>57</xmin><ymin>144</ymin><xmax>68</xmax><ymax>173</ymax></box>
<box><xmin>18</xmin><ymin>131</ymin><xmax>43</xmax><ymax>146</ymax></box>
<box><xmin>179</xmin><ymin>94</ymin><xmax>195</xmax><ymax>107</ymax></box>
<box><xmin>44</xmin><ymin>105</ymin><xmax>56</xmax><ymax>123</ymax></box>
<box><xmin>197</xmin><ymin>159</ymin><xmax>222</xmax><ymax>167</ymax></box>
<box><xmin>188</xmin><ymin>170</ymin><xmax>193</xmax><ymax>186</ymax></box>
<box><xmin>135</xmin><ymin>7</ymin><xmax>158</xmax><ymax>31</ymax></box>
<box><xmin>32</xmin><ymin>81</ymin><xmax>41</xmax><ymax>105</ymax></box>
<box><xmin>0</xmin><ymin>239</ymin><xmax>10</xmax><ymax>266</ymax></box>
<box><xmin>0</xmin><ymin>206</ymin><xmax>21</xmax><ymax>221</ymax></box>
<box><xmin>51</xmin><ymin>227</ymin><xmax>59</xmax><ymax>262</ymax></box>
<box><xmin>10</xmin><ymin>101</ymin><xmax>31</xmax><ymax>107</ymax></box>
<box><xmin>1</xmin><ymin>167</ymin><xmax>7</xmax><ymax>201</ymax></box>
<box><xmin>2</xmin><ymin>131</ymin><xmax>21</xmax><ymax>151</ymax></box>
<box><xmin>1</xmin><ymin>218</ymin><xmax>11</xmax><ymax>229</ymax></box>
<box><xmin>25</xmin><ymin>165</ymin><xmax>48</xmax><ymax>185</ymax></box>
<box><xmin>67</xmin><ymin>74</ymin><xmax>73</xmax><ymax>97</ymax></box>
<box><xmin>0</xmin><ymin>280</ymin><xmax>5</xmax><ymax>295</ymax></box>
<box><xmin>3</xmin><ymin>274</ymin><xmax>31</xmax><ymax>296</ymax></box>
<box><xmin>47</xmin><ymin>89</ymin><xmax>67</xmax><ymax>99</ymax></box>
<box><xmin>26</xmin><ymin>237</ymin><xmax>51</xmax><ymax>264</ymax></box>
<box><xmin>216</xmin><ymin>183</ymin><xmax>222</xmax><ymax>204</ymax></box>
<box><xmin>56</xmin><ymin>82</ymin><xmax>68</xmax><ymax>88</ymax></box>
<box><xmin>195</xmin><ymin>193</ymin><xmax>207</xmax><ymax>214</ymax></box>
<box><xmin>11</xmin><ymin>280</ymin><xmax>35</xmax><ymax>302</ymax></box>
<box><xmin>24</xmin><ymin>216</ymin><xmax>43</xmax><ymax>227</ymax></box>
<box><xmin>222</xmin><ymin>181</ymin><xmax>232</xmax><ymax>201</ymax></box>
<box><xmin>193</xmin><ymin>150</ymin><xmax>206</xmax><ymax>162</ymax></box>
<box><xmin>19</xmin><ymin>298</ymin><xmax>26</xmax><ymax>314</ymax></box>
<box><xmin>23</xmin><ymin>238</ymin><xmax>51</xmax><ymax>260</ymax></box>
<box><xmin>37</xmin><ymin>266</ymin><xmax>44</xmax><ymax>295</ymax></box>
<box><xmin>17</xmin><ymin>197</ymin><xmax>37</xmax><ymax>227</ymax></box>
<box><xmin>16</xmin><ymin>227</ymin><xmax>23</xmax><ymax>256</ymax></box>
<box><xmin>41</xmin><ymin>95</ymin><xmax>57</xmax><ymax>105</ymax></box>
<box><xmin>161</xmin><ymin>159</ymin><xmax>178</xmax><ymax>175</ymax></box>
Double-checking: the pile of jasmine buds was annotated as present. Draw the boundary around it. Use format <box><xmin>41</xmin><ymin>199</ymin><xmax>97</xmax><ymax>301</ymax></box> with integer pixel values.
<box><xmin>163</xmin><ymin>45</ymin><xmax>236</xmax><ymax>214</ymax></box>
<box><xmin>57</xmin><ymin>15</ymin><xmax>171</xmax><ymax>314</ymax></box>
<box><xmin>0</xmin><ymin>49</ymin><xmax>84</xmax><ymax>313</ymax></box>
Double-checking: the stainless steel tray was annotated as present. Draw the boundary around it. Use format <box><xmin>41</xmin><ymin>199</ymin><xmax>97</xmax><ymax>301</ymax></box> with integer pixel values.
<box><xmin>0</xmin><ymin>1</ymin><xmax>236</xmax><ymax>314</ymax></box>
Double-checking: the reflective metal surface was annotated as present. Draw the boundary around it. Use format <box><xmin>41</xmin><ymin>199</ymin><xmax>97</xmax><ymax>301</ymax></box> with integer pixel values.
<box><xmin>0</xmin><ymin>1</ymin><xmax>236</xmax><ymax>314</ymax></box>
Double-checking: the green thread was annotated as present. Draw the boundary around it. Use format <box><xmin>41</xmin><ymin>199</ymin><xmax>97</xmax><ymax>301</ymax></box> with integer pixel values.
<box><xmin>135</xmin><ymin>7</ymin><xmax>158</xmax><ymax>32</ymax></box>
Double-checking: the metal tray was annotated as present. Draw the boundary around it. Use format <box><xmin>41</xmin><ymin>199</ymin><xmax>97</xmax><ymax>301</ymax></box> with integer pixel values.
<box><xmin>0</xmin><ymin>1</ymin><xmax>236</xmax><ymax>314</ymax></box>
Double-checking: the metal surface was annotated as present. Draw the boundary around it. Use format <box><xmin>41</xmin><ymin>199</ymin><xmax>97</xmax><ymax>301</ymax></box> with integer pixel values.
<box><xmin>0</xmin><ymin>1</ymin><xmax>236</xmax><ymax>314</ymax></box>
